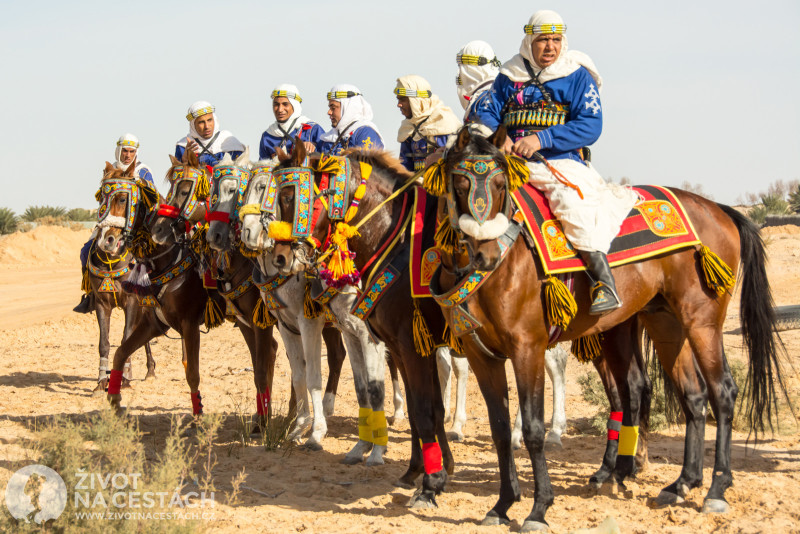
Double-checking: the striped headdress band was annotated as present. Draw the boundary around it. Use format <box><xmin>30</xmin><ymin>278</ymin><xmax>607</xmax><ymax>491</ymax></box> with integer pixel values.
<box><xmin>271</xmin><ymin>90</ymin><xmax>302</xmax><ymax>102</ymax></box>
<box><xmin>117</xmin><ymin>139</ymin><xmax>139</xmax><ymax>148</ymax></box>
<box><xmin>327</xmin><ymin>90</ymin><xmax>361</xmax><ymax>100</ymax></box>
<box><xmin>455</xmin><ymin>75</ymin><xmax>462</xmax><ymax>86</ymax></box>
<box><xmin>186</xmin><ymin>105</ymin><xmax>215</xmax><ymax>121</ymax></box>
<box><xmin>524</xmin><ymin>23</ymin><xmax>566</xmax><ymax>35</ymax></box>
<box><xmin>393</xmin><ymin>87</ymin><xmax>432</xmax><ymax>98</ymax></box>
<box><xmin>456</xmin><ymin>54</ymin><xmax>501</xmax><ymax>67</ymax></box>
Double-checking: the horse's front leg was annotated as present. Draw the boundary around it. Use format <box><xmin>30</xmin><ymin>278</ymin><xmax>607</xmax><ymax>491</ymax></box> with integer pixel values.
<box><xmin>544</xmin><ymin>343</ymin><xmax>568</xmax><ymax>448</ymax></box>
<box><xmin>106</xmin><ymin>317</ymin><xmax>162</xmax><ymax>413</ymax></box>
<box><xmin>298</xmin><ymin>315</ymin><xmax>326</xmax><ymax>450</ymax></box>
<box><xmin>279</xmin><ymin>322</ymin><xmax>311</xmax><ymax>440</ymax></box>
<box><xmin>181</xmin><ymin>321</ymin><xmax>203</xmax><ymax>423</ymax></box>
<box><xmin>93</xmin><ymin>299</ymin><xmax>112</xmax><ymax>396</ymax></box>
<box><xmin>448</xmin><ymin>350</ymin><xmax>469</xmax><ymax>442</ymax></box>
<box><xmin>321</xmin><ymin>326</ymin><xmax>346</xmax><ymax>417</ymax></box>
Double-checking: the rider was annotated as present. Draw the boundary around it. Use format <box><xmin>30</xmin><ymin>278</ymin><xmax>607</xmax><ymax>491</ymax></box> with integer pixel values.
<box><xmin>395</xmin><ymin>75</ymin><xmax>461</xmax><ymax>172</ymax></box>
<box><xmin>454</xmin><ymin>40</ymin><xmax>501</xmax><ymax>124</ymax></box>
<box><xmin>474</xmin><ymin>9</ymin><xmax>638</xmax><ymax>315</ymax></box>
<box><xmin>259</xmin><ymin>84</ymin><xmax>325</xmax><ymax>160</ymax></box>
<box><xmin>175</xmin><ymin>100</ymin><xmax>245</xmax><ymax>167</ymax></box>
<box><xmin>74</xmin><ymin>134</ymin><xmax>155</xmax><ymax>314</ymax></box>
<box><xmin>318</xmin><ymin>84</ymin><xmax>384</xmax><ymax>155</ymax></box>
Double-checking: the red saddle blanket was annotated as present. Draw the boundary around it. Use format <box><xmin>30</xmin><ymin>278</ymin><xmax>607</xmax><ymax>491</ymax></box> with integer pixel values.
<box><xmin>512</xmin><ymin>184</ymin><xmax>701</xmax><ymax>275</ymax></box>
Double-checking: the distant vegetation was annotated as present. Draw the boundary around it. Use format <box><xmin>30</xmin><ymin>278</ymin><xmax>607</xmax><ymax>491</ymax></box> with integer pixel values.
<box><xmin>737</xmin><ymin>180</ymin><xmax>800</xmax><ymax>225</ymax></box>
<box><xmin>0</xmin><ymin>208</ymin><xmax>18</xmax><ymax>235</ymax></box>
<box><xmin>0</xmin><ymin>206</ymin><xmax>95</xmax><ymax>235</ymax></box>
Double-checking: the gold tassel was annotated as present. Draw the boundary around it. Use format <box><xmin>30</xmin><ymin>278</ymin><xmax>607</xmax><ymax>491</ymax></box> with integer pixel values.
<box><xmin>252</xmin><ymin>297</ymin><xmax>276</xmax><ymax>329</ymax></box>
<box><xmin>504</xmin><ymin>154</ymin><xmax>530</xmax><ymax>193</ymax></box>
<box><xmin>412</xmin><ymin>299</ymin><xmax>435</xmax><ymax>357</ymax></box>
<box><xmin>543</xmin><ymin>276</ymin><xmax>577</xmax><ymax>330</ymax></box>
<box><xmin>303</xmin><ymin>282</ymin><xmax>322</xmax><ymax>319</ymax></box>
<box><xmin>238</xmin><ymin>241</ymin><xmax>261</xmax><ymax>259</ymax></box>
<box><xmin>81</xmin><ymin>269</ymin><xmax>91</xmax><ymax>294</ymax></box>
<box><xmin>571</xmin><ymin>333</ymin><xmax>603</xmax><ymax>364</ymax></box>
<box><xmin>267</xmin><ymin>221</ymin><xmax>294</xmax><ymax>241</ymax></box>
<box><xmin>434</xmin><ymin>216</ymin><xmax>459</xmax><ymax>256</ymax></box>
<box><xmin>204</xmin><ymin>296</ymin><xmax>224</xmax><ymax>329</ymax></box>
<box><xmin>422</xmin><ymin>158</ymin><xmax>447</xmax><ymax>196</ymax></box>
<box><xmin>325</xmin><ymin>222</ymin><xmax>360</xmax><ymax>282</ymax></box>
<box><xmin>698</xmin><ymin>245</ymin><xmax>735</xmax><ymax>297</ymax></box>
<box><xmin>443</xmin><ymin>322</ymin><xmax>464</xmax><ymax>354</ymax></box>
<box><xmin>317</xmin><ymin>155</ymin><xmax>343</xmax><ymax>174</ymax></box>
<box><xmin>140</xmin><ymin>183</ymin><xmax>158</xmax><ymax>210</ymax></box>
<box><xmin>195</xmin><ymin>173</ymin><xmax>210</xmax><ymax>200</ymax></box>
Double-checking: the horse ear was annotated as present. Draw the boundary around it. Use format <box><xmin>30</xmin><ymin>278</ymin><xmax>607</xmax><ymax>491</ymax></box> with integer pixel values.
<box><xmin>123</xmin><ymin>158</ymin><xmax>137</xmax><ymax>177</ymax></box>
<box><xmin>187</xmin><ymin>148</ymin><xmax>200</xmax><ymax>167</ymax></box>
<box><xmin>488</xmin><ymin>124</ymin><xmax>507</xmax><ymax>150</ymax></box>
<box><xmin>454</xmin><ymin>126</ymin><xmax>472</xmax><ymax>152</ymax></box>
<box><xmin>104</xmin><ymin>161</ymin><xmax>114</xmax><ymax>173</ymax></box>
<box><xmin>234</xmin><ymin>146</ymin><xmax>250</xmax><ymax>167</ymax></box>
<box><xmin>169</xmin><ymin>155</ymin><xmax>181</xmax><ymax>167</ymax></box>
<box><xmin>291</xmin><ymin>136</ymin><xmax>307</xmax><ymax>167</ymax></box>
<box><xmin>275</xmin><ymin>147</ymin><xmax>289</xmax><ymax>163</ymax></box>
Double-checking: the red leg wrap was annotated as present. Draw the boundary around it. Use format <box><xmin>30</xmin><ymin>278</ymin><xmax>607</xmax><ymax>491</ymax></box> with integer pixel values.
<box><xmin>608</xmin><ymin>411</ymin><xmax>623</xmax><ymax>440</ymax></box>
<box><xmin>422</xmin><ymin>441</ymin><xmax>443</xmax><ymax>475</ymax></box>
<box><xmin>256</xmin><ymin>390</ymin><xmax>271</xmax><ymax>416</ymax></box>
<box><xmin>191</xmin><ymin>391</ymin><xmax>203</xmax><ymax>416</ymax></box>
<box><xmin>107</xmin><ymin>369</ymin><xmax>123</xmax><ymax>395</ymax></box>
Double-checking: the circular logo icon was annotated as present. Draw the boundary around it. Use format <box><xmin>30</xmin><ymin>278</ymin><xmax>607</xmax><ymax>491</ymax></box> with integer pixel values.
<box><xmin>473</xmin><ymin>160</ymin><xmax>488</xmax><ymax>175</ymax></box>
<box><xmin>5</xmin><ymin>464</ymin><xmax>67</xmax><ymax>524</ymax></box>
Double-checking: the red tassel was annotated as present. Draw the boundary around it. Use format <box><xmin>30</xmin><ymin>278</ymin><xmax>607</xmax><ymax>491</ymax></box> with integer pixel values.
<box><xmin>107</xmin><ymin>369</ymin><xmax>123</xmax><ymax>395</ymax></box>
<box><xmin>422</xmin><ymin>441</ymin><xmax>443</xmax><ymax>474</ymax></box>
<box><xmin>191</xmin><ymin>391</ymin><xmax>204</xmax><ymax>416</ymax></box>
<box><xmin>256</xmin><ymin>390</ymin><xmax>271</xmax><ymax>416</ymax></box>
<box><xmin>608</xmin><ymin>411</ymin><xmax>623</xmax><ymax>440</ymax></box>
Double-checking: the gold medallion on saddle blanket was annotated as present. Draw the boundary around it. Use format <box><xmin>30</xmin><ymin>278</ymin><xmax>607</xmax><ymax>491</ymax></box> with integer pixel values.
<box><xmin>512</xmin><ymin>184</ymin><xmax>701</xmax><ymax>274</ymax></box>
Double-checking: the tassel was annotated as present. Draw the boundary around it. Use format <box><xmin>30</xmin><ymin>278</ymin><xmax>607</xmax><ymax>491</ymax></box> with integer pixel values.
<box><xmin>303</xmin><ymin>282</ymin><xmax>323</xmax><ymax>319</ymax></box>
<box><xmin>267</xmin><ymin>220</ymin><xmax>294</xmax><ymax>242</ymax></box>
<box><xmin>195</xmin><ymin>173</ymin><xmax>210</xmax><ymax>200</ymax></box>
<box><xmin>320</xmin><ymin>222</ymin><xmax>361</xmax><ymax>288</ymax></box>
<box><xmin>121</xmin><ymin>262</ymin><xmax>152</xmax><ymax>296</ymax></box>
<box><xmin>434</xmin><ymin>216</ymin><xmax>459</xmax><ymax>256</ymax></box>
<box><xmin>571</xmin><ymin>333</ymin><xmax>603</xmax><ymax>364</ymax></box>
<box><xmin>252</xmin><ymin>297</ymin><xmax>276</xmax><ymax>328</ymax></box>
<box><xmin>316</xmin><ymin>155</ymin><xmax>343</xmax><ymax>174</ymax></box>
<box><xmin>504</xmin><ymin>154</ymin><xmax>530</xmax><ymax>193</ymax></box>
<box><xmin>422</xmin><ymin>158</ymin><xmax>447</xmax><ymax>196</ymax></box>
<box><xmin>140</xmin><ymin>183</ymin><xmax>158</xmax><ymax>210</ymax></box>
<box><xmin>412</xmin><ymin>299</ymin><xmax>435</xmax><ymax>357</ymax></box>
<box><xmin>443</xmin><ymin>322</ymin><xmax>464</xmax><ymax>354</ymax></box>
<box><xmin>204</xmin><ymin>296</ymin><xmax>224</xmax><ymax>329</ymax></box>
<box><xmin>698</xmin><ymin>245</ymin><xmax>735</xmax><ymax>297</ymax></box>
<box><xmin>81</xmin><ymin>269</ymin><xmax>91</xmax><ymax>294</ymax></box>
<box><xmin>543</xmin><ymin>275</ymin><xmax>577</xmax><ymax>330</ymax></box>
<box><xmin>238</xmin><ymin>241</ymin><xmax>261</xmax><ymax>259</ymax></box>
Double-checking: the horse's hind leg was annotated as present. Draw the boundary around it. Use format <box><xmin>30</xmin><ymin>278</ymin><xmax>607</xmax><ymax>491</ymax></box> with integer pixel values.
<box><xmin>544</xmin><ymin>343</ymin><xmax>569</xmax><ymax>448</ymax></box>
<box><xmin>321</xmin><ymin>326</ymin><xmax>346</xmax><ymax>417</ymax></box>
<box><xmin>387</xmin><ymin>350</ymin><xmax>405</xmax><ymax>423</ymax></box>
<box><xmin>436</xmin><ymin>346</ymin><xmax>453</xmax><ymax>423</ymax></box>
<box><xmin>107</xmin><ymin>318</ymin><xmax>163</xmax><ymax>412</ymax></box>
<box><xmin>143</xmin><ymin>342</ymin><xmax>156</xmax><ymax>379</ymax></box>
<box><xmin>448</xmin><ymin>351</ymin><xmax>469</xmax><ymax>442</ymax></box>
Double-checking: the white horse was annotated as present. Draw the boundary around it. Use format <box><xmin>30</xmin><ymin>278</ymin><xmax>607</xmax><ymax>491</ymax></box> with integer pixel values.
<box><xmin>437</xmin><ymin>343</ymin><xmax>569</xmax><ymax>448</ymax></box>
<box><xmin>241</xmin><ymin>162</ymin><xmax>396</xmax><ymax>465</ymax></box>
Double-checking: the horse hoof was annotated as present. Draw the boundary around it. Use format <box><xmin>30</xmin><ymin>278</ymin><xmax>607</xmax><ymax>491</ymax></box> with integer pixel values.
<box><xmin>393</xmin><ymin>479</ymin><xmax>414</xmax><ymax>490</ymax></box>
<box><xmin>654</xmin><ymin>490</ymin><xmax>683</xmax><ymax>507</ymax></box>
<box><xmin>145</xmin><ymin>372</ymin><xmax>156</xmax><ymax>380</ymax></box>
<box><xmin>702</xmin><ymin>499</ymin><xmax>730</xmax><ymax>514</ymax></box>
<box><xmin>511</xmin><ymin>440</ymin><xmax>523</xmax><ymax>451</ymax></box>
<box><xmin>92</xmin><ymin>381</ymin><xmax>107</xmax><ymax>397</ymax></box>
<box><xmin>408</xmin><ymin>488</ymin><xmax>437</xmax><ymax>509</ymax></box>
<box><xmin>545</xmin><ymin>434</ymin><xmax>563</xmax><ymax>450</ymax></box>
<box><xmin>341</xmin><ymin>455</ymin><xmax>362</xmax><ymax>465</ymax></box>
<box><xmin>390</xmin><ymin>411</ymin><xmax>405</xmax><ymax>425</ymax></box>
<box><xmin>121</xmin><ymin>379</ymin><xmax>133</xmax><ymax>390</ymax></box>
<box><xmin>521</xmin><ymin>520</ymin><xmax>549</xmax><ymax>532</ymax></box>
<box><xmin>302</xmin><ymin>441</ymin><xmax>323</xmax><ymax>452</ymax></box>
<box><xmin>446</xmin><ymin>431</ymin><xmax>464</xmax><ymax>442</ymax></box>
<box><xmin>481</xmin><ymin>511</ymin><xmax>510</xmax><ymax>526</ymax></box>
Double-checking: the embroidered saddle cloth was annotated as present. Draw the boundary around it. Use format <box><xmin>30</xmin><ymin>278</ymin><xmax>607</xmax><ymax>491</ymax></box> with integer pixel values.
<box><xmin>512</xmin><ymin>184</ymin><xmax>701</xmax><ymax>275</ymax></box>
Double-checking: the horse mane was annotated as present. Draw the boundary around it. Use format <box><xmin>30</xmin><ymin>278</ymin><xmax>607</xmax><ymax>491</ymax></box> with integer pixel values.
<box><xmin>342</xmin><ymin>149</ymin><xmax>413</xmax><ymax>180</ymax></box>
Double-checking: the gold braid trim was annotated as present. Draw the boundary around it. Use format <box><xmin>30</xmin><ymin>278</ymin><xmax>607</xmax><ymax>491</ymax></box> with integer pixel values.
<box><xmin>698</xmin><ymin>245</ymin><xmax>735</xmax><ymax>297</ymax></box>
<box><xmin>238</xmin><ymin>241</ymin><xmax>261</xmax><ymax>259</ymax></box>
<box><xmin>543</xmin><ymin>276</ymin><xmax>577</xmax><ymax>330</ymax></box>
<box><xmin>412</xmin><ymin>299</ymin><xmax>435</xmax><ymax>357</ymax></box>
<box><xmin>571</xmin><ymin>333</ymin><xmax>602</xmax><ymax>364</ymax></box>
<box><xmin>442</xmin><ymin>323</ymin><xmax>464</xmax><ymax>354</ymax></box>
<box><xmin>204</xmin><ymin>295</ymin><xmax>225</xmax><ymax>329</ymax></box>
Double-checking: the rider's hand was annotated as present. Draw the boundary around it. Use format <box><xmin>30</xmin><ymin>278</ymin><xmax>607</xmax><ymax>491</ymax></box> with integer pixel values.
<box><xmin>303</xmin><ymin>141</ymin><xmax>316</xmax><ymax>153</ymax></box>
<box><xmin>512</xmin><ymin>134</ymin><xmax>541</xmax><ymax>159</ymax></box>
<box><xmin>502</xmin><ymin>136</ymin><xmax>514</xmax><ymax>154</ymax></box>
<box><xmin>186</xmin><ymin>139</ymin><xmax>199</xmax><ymax>153</ymax></box>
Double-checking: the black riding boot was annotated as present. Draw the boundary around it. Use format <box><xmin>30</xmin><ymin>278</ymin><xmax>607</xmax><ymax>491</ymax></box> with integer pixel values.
<box><xmin>73</xmin><ymin>293</ymin><xmax>95</xmax><ymax>314</ymax></box>
<box><xmin>579</xmin><ymin>250</ymin><xmax>621</xmax><ymax>315</ymax></box>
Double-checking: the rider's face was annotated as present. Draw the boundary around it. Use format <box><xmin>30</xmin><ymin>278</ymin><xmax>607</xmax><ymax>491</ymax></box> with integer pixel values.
<box><xmin>193</xmin><ymin>113</ymin><xmax>215</xmax><ymax>139</ymax></box>
<box><xmin>531</xmin><ymin>34</ymin><xmax>562</xmax><ymax>68</ymax></box>
<box><xmin>120</xmin><ymin>147</ymin><xmax>136</xmax><ymax>165</ymax></box>
<box><xmin>327</xmin><ymin>100</ymin><xmax>341</xmax><ymax>127</ymax></box>
<box><xmin>273</xmin><ymin>97</ymin><xmax>294</xmax><ymax>122</ymax></box>
<box><xmin>396</xmin><ymin>96</ymin><xmax>412</xmax><ymax>119</ymax></box>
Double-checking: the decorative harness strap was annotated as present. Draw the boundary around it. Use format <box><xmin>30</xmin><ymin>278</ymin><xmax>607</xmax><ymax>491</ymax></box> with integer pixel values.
<box><xmin>253</xmin><ymin>268</ymin><xmax>291</xmax><ymax>311</ymax></box>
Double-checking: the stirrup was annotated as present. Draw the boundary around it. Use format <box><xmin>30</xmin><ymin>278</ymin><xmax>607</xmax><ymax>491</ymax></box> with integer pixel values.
<box><xmin>73</xmin><ymin>294</ymin><xmax>94</xmax><ymax>314</ymax></box>
<box><xmin>589</xmin><ymin>282</ymin><xmax>621</xmax><ymax>315</ymax></box>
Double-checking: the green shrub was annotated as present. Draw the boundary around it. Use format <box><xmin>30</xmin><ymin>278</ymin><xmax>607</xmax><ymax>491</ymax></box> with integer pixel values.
<box><xmin>21</xmin><ymin>205</ymin><xmax>67</xmax><ymax>222</ymax></box>
<box><xmin>67</xmin><ymin>208</ymin><xmax>95</xmax><ymax>221</ymax></box>
<box><xmin>0</xmin><ymin>207</ymin><xmax>17</xmax><ymax>234</ymax></box>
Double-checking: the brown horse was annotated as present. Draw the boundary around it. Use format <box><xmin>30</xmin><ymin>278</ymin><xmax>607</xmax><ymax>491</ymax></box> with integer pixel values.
<box><xmin>430</xmin><ymin>126</ymin><xmax>785</xmax><ymax>529</ymax></box>
<box><xmin>90</xmin><ymin>162</ymin><xmax>156</xmax><ymax>394</ymax></box>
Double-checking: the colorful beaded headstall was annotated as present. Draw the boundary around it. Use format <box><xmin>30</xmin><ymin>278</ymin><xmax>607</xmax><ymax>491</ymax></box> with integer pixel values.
<box><xmin>186</xmin><ymin>105</ymin><xmax>215</xmax><ymax>121</ymax></box>
<box><xmin>450</xmin><ymin>156</ymin><xmax>504</xmax><ymax>224</ymax></box>
<box><xmin>394</xmin><ymin>87</ymin><xmax>432</xmax><ymax>98</ymax></box>
<box><xmin>117</xmin><ymin>139</ymin><xmax>139</xmax><ymax>148</ymax></box>
<box><xmin>524</xmin><ymin>23</ymin><xmax>566</xmax><ymax>35</ymax></box>
<box><xmin>327</xmin><ymin>90</ymin><xmax>360</xmax><ymax>100</ymax></box>
<box><xmin>320</xmin><ymin>157</ymin><xmax>354</xmax><ymax>221</ymax></box>
<box><xmin>98</xmin><ymin>178</ymin><xmax>141</xmax><ymax>234</ymax></box>
<box><xmin>208</xmin><ymin>165</ymin><xmax>250</xmax><ymax>224</ymax></box>
<box><xmin>272</xmin><ymin>167</ymin><xmax>314</xmax><ymax>239</ymax></box>
<box><xmin>456</xmin><ymin>54</ymin><xmax>501</xmax><ymax>67</ymax></box>
<box><xmin>161</xmin><ymin>166</ymin><xmax>207</xmax><ymax>220</ymax></box>
<box><xmin>271</xmin><ymin>89</ymin><xmax>302</xmax><ymax>102</ymax></box>
<box><xmin>244</xmin><ymin>165</ymin><xmax>278</xmax><ymax>217</ymax></box>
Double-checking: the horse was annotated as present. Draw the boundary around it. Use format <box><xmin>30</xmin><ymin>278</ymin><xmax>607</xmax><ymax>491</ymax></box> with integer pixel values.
<box><xmin>89</xmin><ymin>161</ymin><xmax>156</xmax><ymax>395</ymax></box>
<box><xmin>104</xmin><ymin>151</ymin><xmax>223</xmax><ymax>419</ymax></box>
<box><xmin>235</xmin><ymin>156</ymin><xmax>393</xmax><ymax>463</ymax></box>
<box><xmin>426</xmin><ymin>125</ymin><xmax>785</xmax><ymax>530</ymax></box>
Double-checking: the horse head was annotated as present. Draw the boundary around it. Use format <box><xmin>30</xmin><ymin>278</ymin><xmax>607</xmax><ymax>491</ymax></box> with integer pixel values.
<box><xmin>240</xmin><ymin>161</ymin><xmax>278</xmax><ymax>253</ymax></box>
<box><xmin>96</xmin><ymin>160</ymin><xmax>149</xmax><ymax>255</ymax></box>
<box><xmin>206</xmin><ymin>149</ymin><xmax>251</xmax><ymax>252</ymax></box>
<box><xmin>151</xmin><ymin>149</ymin><xmax>209</xmax><ymax>245</ymax></box>
<box><xmin>440</xmin><ymin>125</ymin><xmax>524</xmax><ymax>271</ymax></box>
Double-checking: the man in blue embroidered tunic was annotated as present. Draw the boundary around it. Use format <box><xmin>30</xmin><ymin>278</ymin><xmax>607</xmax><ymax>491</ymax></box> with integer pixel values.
<box><xmin>474</xmin><ymin>10</ymin><xmax>638</xmax><ymax>315</ymax></box>
<box><xmin>74</xmin><ymin>134</ymin><xmax>155</xmax><ymax>314</ymax></box>
<box><xmin>395</xmin><ymin>75</ymin><xmax>462</xmax><ymax>172</ymax></box>
<box><xmin>318</xmin><ymin>84</ymin><xmax>384</xmax><ymax>155</ymax></box>
<box><xmin>175</xmin><ymin>101</ymin><xmax>245</xmax><ymax>167</ymax></box>
<box><xmin>455</xmin><ymin>41</ymin><xmax>501</xmax><ymax>125</ymax></box>
<box><xmin>259</xmin><ymin>84</ymin><xmax>325</xmax><ymax>161</ymax></box>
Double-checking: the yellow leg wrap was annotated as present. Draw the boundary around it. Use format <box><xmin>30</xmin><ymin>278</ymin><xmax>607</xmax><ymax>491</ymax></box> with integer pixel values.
<box><xmin>618</xmin><ymin>425</ymin><xmax>639</xmax><ymax>456</ymax></box>
<box><xmin>371</xmin><ymin>410</ymin><xmax>388</xmax><ymax>446</ymax></box>
<box><xmin>358</xmin><ymin>407</ymin><xmax>373</xmax><ymax>442</ymax></box>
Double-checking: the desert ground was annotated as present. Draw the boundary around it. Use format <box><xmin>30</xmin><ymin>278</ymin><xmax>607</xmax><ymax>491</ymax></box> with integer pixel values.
<box><xmin>1</xmin><ymin>224</ymin><xmax>799</xmax><ymax>533</ymax></box>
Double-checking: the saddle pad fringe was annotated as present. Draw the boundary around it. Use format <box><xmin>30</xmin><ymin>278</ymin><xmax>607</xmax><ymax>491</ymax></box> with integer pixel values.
<box><xmin>412</xmin><ymin>299</ymin><xmax>435</xmax><ymax>357</ymax></box>
<box><xmin>303</xmin><ymin>282</ymin><xmax>323</xmax><ymax>319</ymax></box>
<box><xmin>571</xmin><ymin>333</ymin><xmax>602</xmax><ymax>364</ymax></box>
<box><xmin>442</xmin><ymin>323</ymin><xmax>464</xmax><ymax>354</ymax></box>
<box><xmin>544</xmin><ymin>275</ymin><xmax>577</xmax><ymax>330</ymax></box>
<box><xmin>252</xmin><ymin>297</ymin><xmax>277</xmax><ymax>329</ymax></box>
<box><xmin>698</xmin><ymin>245</ymin><xmax>735</xmax><ymax>297</ymax></box>
<box><xmin>204</xmin><ymin>296</ymin><xmax>225</xmax><ymax>330</ymax></box>
<box><xmin>434</xmin><ymin>215</ymin><xmax>459</xmax><ymax>256</ymax></box>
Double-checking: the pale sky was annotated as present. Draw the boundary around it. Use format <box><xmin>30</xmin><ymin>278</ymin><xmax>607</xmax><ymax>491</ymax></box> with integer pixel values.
<box><xmin>2</xmin><ymin>0</ymin><xmax>798</xmax><ymax>213</ymax></box>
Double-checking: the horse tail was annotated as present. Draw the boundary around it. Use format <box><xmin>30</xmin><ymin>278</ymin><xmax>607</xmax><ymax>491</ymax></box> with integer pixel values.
<box><xmin>719</xmin><ymin>203</ymin><xmax>789</xmax><ymax>434</ymax></box>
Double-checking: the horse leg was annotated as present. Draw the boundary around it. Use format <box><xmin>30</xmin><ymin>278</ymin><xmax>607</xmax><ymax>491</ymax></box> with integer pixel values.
<box><xmin>339</xmin><ymin>329</ymin><xmax>375</xmax><ymax>465</ymax></box>
<box><xmin>321</xmin><ymin>326</ymin><xmax>346</xmax><ymax>417</ymax></box>
<box><xmin>143</xmin><ymin>342</ymin><xmax>156</xmax><ymax>379</ymax></box>
<box><xmin>436</xmin><ymin>346</ymin><xmax>453</xmax><ymax>423</ymax></box>
<box><xmin>121</xmin><ymin>300</ymin><xmax>139</xmax><ymax>385</ymax></box>
<box><xmin>387</xmin><ymin>350</ymin><xmax>406</xmax><ymax>424</ymax></box>
<box><xmin>587</xmin><ymin>351</ymin><xmax>622</xmax><ymax>486</ymax></box>
<box><xmin>280</xmin><ymin>324</ymin><xmax>311</xmax><ymax>441</ymax></box>
<box><xmin>181</xmin><ymin>322</ymin><xmax>203</xmax><ymax>424</ymax></box>
<box><xmin>448</xmin><ymin>352</ymin><xmax>469</xmax><ymax>442</ymax></box>
<box><xmin>93</xmin><ymin>301</ymin><xmax>112</xmax><ymax>396</ymax></box>
<box><xmin>389</xmin><ymin>351</ymin><xmax>424</xmax><ymax>488</ymax></box>
<box><xmin>107</xmin><ymin>319</ymin><xmax>162</xmax><ymax>413</ymax></box>
<box><xmin>298</xmin><ymin>316</ymin><xmax>327</xmax><ymax>450</ymax></box>
<box><xmin>544</xmin><ymin>343</ymin><xmax>568</xmax><ymax>448</ymax></box>
<box><xmin>236</xmin><ymin>321</ymin><xmax>266</xmax><ymax>433</ymax></box>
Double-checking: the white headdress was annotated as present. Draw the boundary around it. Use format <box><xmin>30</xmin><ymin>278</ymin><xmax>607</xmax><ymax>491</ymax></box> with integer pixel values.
<box><xmin>176</xmin><ymin>100</ymin><xmax>245</xmax><ymax>155</ymax></box>
<box><xmin>395</xmin><ymin>75</ymin><xmax>462</xmax><ymax>142</ymax></box>
<box><xmin>455</xmin><ymin>41</ymin><xmax>501</xmax><ymax>110</ymax></box>
<box><xmin>266</xmin><ymin>84</ymin><xmax>313</xmax><ymax>138</ymax></box>
<box><xmin>113</xmin><ymin>133</ymin><xmax>152</xmax><ymax>178</ymax></box>
<box><xmin>319</xmin><ymin>84</ymin><xmax>384</xmax><ymax>144</ymax></box>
